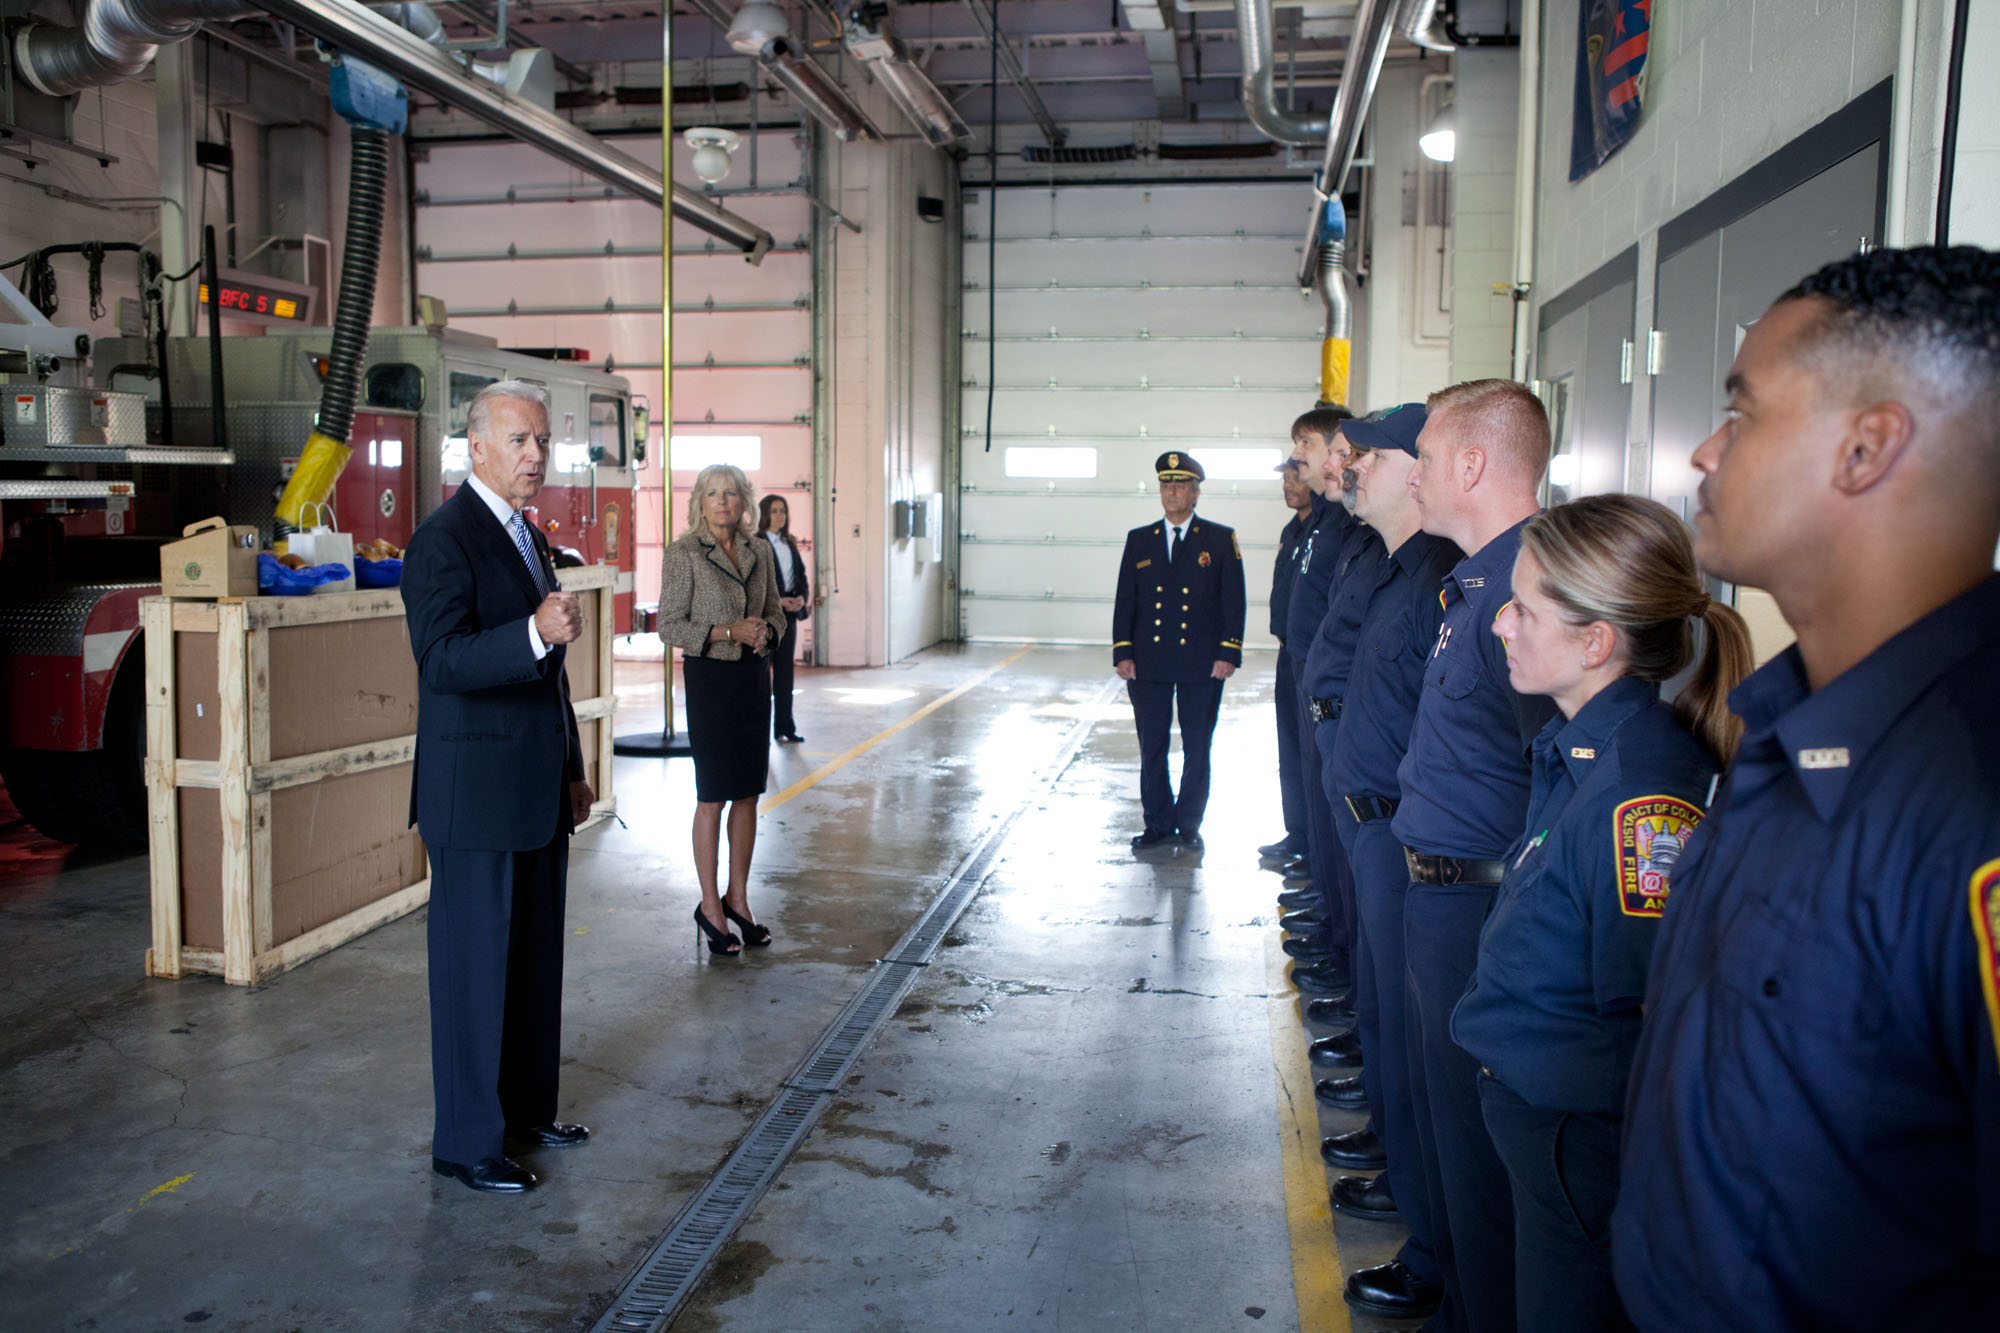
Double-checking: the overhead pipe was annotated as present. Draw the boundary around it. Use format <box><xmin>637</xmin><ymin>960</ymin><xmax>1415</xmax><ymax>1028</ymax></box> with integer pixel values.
<box><xmin>1294</xmin><ymin>0</ymin><xmax>1399</xmax><ymax>288</ymax></box>
<box><xmin>1398</xmin><ymin>0</ymin><xmax>1455</xmax><ymax>53</ymax></box>
<box><xmin>1234</xmin><ymin>0</ymin><xmax>1324</xmax><ymax>146</ymax></box>
<box><xmin>250</xmin><ymin>0</ymin><xmax>773</xmax><ymax>259</ymax></box>
<box><xmin>1509</xmin><ymin>0</ymin><xmax>1539</xmax><ymax>381</ymax></box>
<box><xmin>1317</xmin><ymin>201</ymin><xmax>1352</xmax><ymax>406</ymax></box>
<box><xmin>14</xmin><ymin>0</ymin><xmax>258</xmax><ymax>96</ymax></box>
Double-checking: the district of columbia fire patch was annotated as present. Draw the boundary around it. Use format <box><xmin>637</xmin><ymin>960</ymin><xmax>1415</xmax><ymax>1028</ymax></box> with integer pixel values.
<box><xmin>1970</xmin><ymin>857</ymin><xmax>2000</xmax><ymax>1066</ymax></box>
<box><xmin>1614</xmin><ymin>795</ymin><xmax>1702</xmax><ymax>918</ymax></box>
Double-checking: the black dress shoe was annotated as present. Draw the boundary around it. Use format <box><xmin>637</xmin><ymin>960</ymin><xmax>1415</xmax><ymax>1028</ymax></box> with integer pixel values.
<box><xmin>1175</xmin><ymin>831</ymin><xmax>1204</xmax><ymax>851</ymax></box>
<box><xmin>1316</xmin><ymin>1074</ymin><xmax>1368</xmax><ymax>1108</ymax></box>
<box><xmin>1281</xmin><ymin>874</ymin><xmax>1315</xmax><ymax>890</ymax></box>
<box><xmin>1290</xmin><ymin>960</ymin><xmax>1352</xmax><ymax>996</ymax></box>
<box><xmin>1278</xmin><ymin>907</ymin><xmax>1323</xmax><ymax>933</ymax></box>
<box><xmin>1257</xmin><ymin>838</ymin><xmax>1302</xmax><ymax>858</ymax></box>
<box><xmin>1130</xmin><ymin>829</ymin><xmax>1175</xmax><ymax>850</ymax></box>
<box><xmin>1281</xmin><ymin>855</ymin><xmax>1310</xmax><ymax>877</ymax></box>
<box><xmin>509</xmin><ymin>1121</ymin><xmax>590</xmax><ymax>1149</ymax></box>
<box><xmin>1276</xmin><ymin>888</ymin><xmax>1319</xmax><ymax>911</ymax></box>
<box><xmin>1309</xmin><ymin>1029</ymin><xmax>1365</xmax><ymax>1069</ymax></box>
<box><xmin>1304</xmin><ymin>996</ymin><xmax>1355</xmax><ymax>1028</ymax></box>
<box><xmin>432</xmin><ymin>1155</ymin><xmax>538</xmax><ymax>1193</ymax></box>
<box><xmin>1321</xmin><ymin>1125</ymin><xmax>1387</xmax><ymax>1169</ymax></box>
<box><xmin>776</xmin><ymin>731</ymin><xmax>804</xmax><ymax>744</ymax></box>
<box><xmin>1281</xmin><ymin>934</ymin><xmax>1335</xmax><ymax>961</ymax></box>
<box><xmin>1331</xmin><ymin>1171</ymin><xmax>1401</xmax><ymax>1221</ymax></box>
<box><xmin>1345</xmin><ymin>1260</ymin><xmax>1443</xmax><ymax>1319</ymax></box>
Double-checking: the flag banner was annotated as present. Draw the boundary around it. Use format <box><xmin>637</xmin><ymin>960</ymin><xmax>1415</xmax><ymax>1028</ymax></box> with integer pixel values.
<box><xmin>1571</xmin><ymin>0</ymin><xmax>1653</xmax><ymax>181</ymax></box>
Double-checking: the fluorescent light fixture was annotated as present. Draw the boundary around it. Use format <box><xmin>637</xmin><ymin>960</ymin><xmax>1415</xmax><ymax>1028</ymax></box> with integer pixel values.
<box><xmin>1194</xmin><ymin>447</ymin><xmax>1288</xmax><ymax>481</ymax></box>
<box><xmin>1420</xmin><ymin>103</ymin><xmax>1456</xmax><ymax>163</ymax></box>
<box><xmin>845</xmin><ymin>13</ymin><xmax>969</xmax><ymax>146</ymax></box>
<box><xmin>671</xmin><ymin>434</ymin><xmax>763</xmax><ymax>471</ymax></box>
<box><xmin>1004</xmin><ymin>446</ymin><xmax>1098</xmax><ymax>479</ymax></box>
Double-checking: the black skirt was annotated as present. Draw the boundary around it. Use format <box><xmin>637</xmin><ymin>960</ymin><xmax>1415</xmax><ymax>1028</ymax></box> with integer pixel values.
<box><xmin>683</xmin><ymin>651</ymin><xmax>772</xmax><ymax>802</ymax></box>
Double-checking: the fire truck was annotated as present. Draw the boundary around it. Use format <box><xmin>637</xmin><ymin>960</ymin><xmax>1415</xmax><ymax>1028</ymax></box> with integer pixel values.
<box><xmin>1</xmin><ymin>306</ymin><xmax>643</xmax><ymax>847</ymax></box>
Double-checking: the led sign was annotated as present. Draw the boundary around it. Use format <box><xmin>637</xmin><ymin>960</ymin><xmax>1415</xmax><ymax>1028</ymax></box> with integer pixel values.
<box><xmin>196</xmin><ymin>270</ymin><xmax>316</xmax><ymax>327</ymax></box>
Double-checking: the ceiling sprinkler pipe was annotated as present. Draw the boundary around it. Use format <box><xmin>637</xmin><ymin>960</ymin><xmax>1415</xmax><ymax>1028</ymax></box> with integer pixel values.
<box><xmin>16</xmin><ymin>0</ymin><xmax>259</xmax><ymax>97</ymax></box>
<box><xmin>1234</xmin><ymin>0</ymin><xmax>1324</xmax><ymax>147</ymax></box>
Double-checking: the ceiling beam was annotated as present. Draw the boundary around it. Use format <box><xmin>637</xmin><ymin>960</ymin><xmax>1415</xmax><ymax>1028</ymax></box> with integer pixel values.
<box><xmin>1115</xmin><ymin>0</ymin><xmax>1186</xmax><ymax>120</ymax></box>
<box><xmin>959</xmin><ymin>0</ymin><xmax>1066</xmax><ymax>147</ymax></box>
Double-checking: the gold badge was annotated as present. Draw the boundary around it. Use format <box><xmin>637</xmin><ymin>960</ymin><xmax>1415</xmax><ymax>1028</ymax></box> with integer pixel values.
<box><xmin>1168</xmin><ymin>453</ymin><xmax>1180</xmax><ymax>468</ymax></box>
<box><xmin>1615</xmin><ymin>795</ymin><xmax>1703</xmax><ymax>918</ymax></box>
<box><xmin>1197</xmin><ymin>550</ymin><xmax>1211</xmax><ymax>567</ymax></box>
<box><xmin>1971</xmin><ymin>857</ymin><xmax>2000</xmax><ymax>1064</ymax></box>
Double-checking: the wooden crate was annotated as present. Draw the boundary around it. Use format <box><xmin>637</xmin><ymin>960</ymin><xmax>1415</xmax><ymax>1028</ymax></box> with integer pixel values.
<box><xmin>142</xmin><ymin>566</ymin><xmax>619</xmax><ymax>985</ymax></box>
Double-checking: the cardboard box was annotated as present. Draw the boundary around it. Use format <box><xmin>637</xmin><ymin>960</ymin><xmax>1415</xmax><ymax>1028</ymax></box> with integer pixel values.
<box><xmin>161</xmin><ymin>517</ymin><xmax>259</xmax><ymax>598</ymax></box>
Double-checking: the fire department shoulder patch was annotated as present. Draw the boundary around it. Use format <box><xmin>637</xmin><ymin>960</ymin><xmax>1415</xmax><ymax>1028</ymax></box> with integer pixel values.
<box><xmin>1971</xmin><ymin>857</ymin><xmax>2000</xmax><ymax>1065</ymax></box>
<box><xmin>1614</xmin><ymin>795</ymin><xmax>1702</xmax><ymax>918</ymax></box>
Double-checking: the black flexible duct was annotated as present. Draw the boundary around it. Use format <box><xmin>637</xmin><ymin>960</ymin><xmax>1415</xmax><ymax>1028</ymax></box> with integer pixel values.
<box><xmin>204</xmin><ymin>225</ymin><xmax>228</xmax><ymax>455</ymax></box>
<box><xmin>318</xmin><ymin>126</ymin><xmax>388</xmax><ymax>450</ymax></box>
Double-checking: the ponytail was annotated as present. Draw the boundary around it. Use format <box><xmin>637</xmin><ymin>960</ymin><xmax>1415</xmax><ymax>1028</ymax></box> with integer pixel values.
<box><xmin>1673</xmin><ymin>599</ymin><xmax>1754</xmax><ymax>765</ymax></box>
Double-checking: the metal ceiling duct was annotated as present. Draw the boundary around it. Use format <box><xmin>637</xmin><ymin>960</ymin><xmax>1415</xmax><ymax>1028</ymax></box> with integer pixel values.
<box><xmin>250</xmin><ymin>0</ymin><xmax>772</xmax><ymax>259</ymax></box>
<box><xmin>1398</xmin><ymin>0</ymin><xmax>1455</xmax><ymax>52</ymax></box>
<box><xmin>14</xmin><ymin>0</ymin><xmax>258</xmax><ymax>96</ymax></box>
<box><xmin>1234</xmin><ymin>0</ymin><xmax>1324</xmax><ymax>146</ymax></box>
<box><xmin>1295</xmin><ymin>0</ymin><xmax>1398</xmax><ymax>286</ymax></box>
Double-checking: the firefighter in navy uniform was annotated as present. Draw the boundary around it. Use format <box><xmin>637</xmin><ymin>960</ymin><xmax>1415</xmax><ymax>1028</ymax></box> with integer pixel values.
<box><xmin>1113</xmin><ymin>451</ymin><xmax>1247</xmax><ymax>852</ymax></box>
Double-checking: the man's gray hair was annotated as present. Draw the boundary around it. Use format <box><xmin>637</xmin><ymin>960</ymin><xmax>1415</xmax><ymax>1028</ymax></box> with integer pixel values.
<box><xmin>466</xmin><ymin>380</ymin><xmax>550</xmax><ymax>439</ymax></box>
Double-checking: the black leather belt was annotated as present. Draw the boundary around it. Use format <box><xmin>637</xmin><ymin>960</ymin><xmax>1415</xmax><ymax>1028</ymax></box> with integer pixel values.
<box><xmin>1307</xmin><ymin>696</ymin><xmax>1340</xmax><ymax>724</ymax></box>
<box><xmin>1404</xmin><ymin>849</ymin><xmax>1508</xmax><ymax>886</ymax></box>
<box><xmin>1345</xmin><ymin>794</ymin><xmax>1399</xmax><ymax>823</ymax></box>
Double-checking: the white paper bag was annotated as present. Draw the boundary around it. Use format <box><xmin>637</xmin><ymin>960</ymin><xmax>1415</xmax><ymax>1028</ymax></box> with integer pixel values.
<box><xmin>289</xmin><ymin>502</ymin><xmax>355</xmax><ymax>594</ymax></box>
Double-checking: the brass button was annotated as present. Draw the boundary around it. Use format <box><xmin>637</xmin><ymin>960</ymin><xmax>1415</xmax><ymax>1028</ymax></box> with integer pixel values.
<box><xmin>1154</xmin><ymin>619</ymin><xmax>1161</xmax><ymax>625</ymax></box>
<box><xmin>1152</xmin><ymin>635</ymin><xmax>1160</xmax><ymax>642</ymax></box>
<box><xmin>1182</xmin><ymin>587</ymin><xmax>1190</xmax><ymax>594</ymax></box>
<box><xmin>1179</xmin><ymin>638</ymin><xmax>1186</xmax><ymax>644</ymax></box>
<box><xmin>1182</xmin><ymin>604</ymin><xmax>1189</xmax><ymax>611</ymax></box>
<box><xmin>1154</xmin><ymin>602</ymin><xmax>1161</xmax><ymax>609</ymax></box>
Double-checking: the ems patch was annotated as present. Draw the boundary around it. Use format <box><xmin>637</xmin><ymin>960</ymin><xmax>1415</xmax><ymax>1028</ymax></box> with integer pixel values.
<box><xmin>1198</xmin><ymin>550</ymin><xmax>1212</xmax><ymax>567</ymax></box>
<box><xmin>1971</xmin><ymin>857</ymin><xmax>2000</xmax><ymax>1065</ymax></box>
<box><xmin>1614</xmin><ymin>795</ymin><xmax>1702</xmax><ymax>917</ymax></box>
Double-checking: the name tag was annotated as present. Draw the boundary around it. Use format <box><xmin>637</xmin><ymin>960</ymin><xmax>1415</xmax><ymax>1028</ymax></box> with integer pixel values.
<box><xmin>1799</xmin><ymin>747</ymin><xmax>1850</xmax><ymax>770</ymax></box>
<box><xmin>1136</xmin><ymin>558</ymin><xmax>1152</xmax><ymax>569</ymax></box>
<box><xmin>1570</xmin><ymin>747</ymin><xmax>1596</xmax><ymax>759</ymax></box>
<box><xmin>1462</xmin><ymin>576</ymin><xmax>1487</xmax><ymax>589</ymax></box>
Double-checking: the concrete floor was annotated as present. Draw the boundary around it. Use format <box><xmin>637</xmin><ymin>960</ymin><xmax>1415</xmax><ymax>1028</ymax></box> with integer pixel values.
<box><xmin>1</xmin><ymin>644</ymin><xmax>1416</xmax><ymax>1331</ymax></box>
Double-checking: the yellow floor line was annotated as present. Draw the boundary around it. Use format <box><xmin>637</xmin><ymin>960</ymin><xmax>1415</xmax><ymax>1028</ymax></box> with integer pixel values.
<box><xmin>759</xmin><ymin>646</ymin><xmax>1034</xmax><ymax>815</ymax></box>
<box><xmin>1268</xmin><ymin>931</ymin><xmax>1352</xmax><ymax>1333</ymax></box>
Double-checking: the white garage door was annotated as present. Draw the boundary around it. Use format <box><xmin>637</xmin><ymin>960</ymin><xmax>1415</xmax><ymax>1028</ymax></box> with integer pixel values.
<box><xmin>959</xmin><ymin>181</ymin><xmax>1324</xmax><ymax>648</ymax></box>
<box><xmin>412</xmin><ymin>132</ymin><xmax>815</xmax><ymax>650</ymax></box>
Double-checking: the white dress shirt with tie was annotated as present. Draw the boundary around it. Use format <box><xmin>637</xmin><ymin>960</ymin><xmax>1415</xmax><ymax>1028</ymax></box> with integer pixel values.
<box><xmin>465</xmin><ymin>472</ymin><xmax>551</xmax><ymax>661</ymax></box>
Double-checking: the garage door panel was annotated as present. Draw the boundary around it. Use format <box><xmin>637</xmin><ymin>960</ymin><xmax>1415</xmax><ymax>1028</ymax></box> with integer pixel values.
<box><xmin>982</xmin><ymin>290</ymin><xmax>1321</xmax><ymax>338</ymax></box>
<box><xmin>982</xmin><ymin>395</ymin><xmax>1313</xmax><ymax>438</ymax></box>
<box><xmin>967</xmin><ymin>241</ymin><xmax>1309</xmax><ymax>290</ymax></box>
<box><xmin>985</xmin><ymin>339</ymin><xmax>1321</xmax><ymax>387</ymax></box>
<box><xmin>960</xmin><ymin>599</ymin><xmax>1113</xmax><ymax>644</ymax></box>
<box><xmin>984</xmin><ymin>184</ymin><xmax>1301</xmax><ymax>238</ymax></box>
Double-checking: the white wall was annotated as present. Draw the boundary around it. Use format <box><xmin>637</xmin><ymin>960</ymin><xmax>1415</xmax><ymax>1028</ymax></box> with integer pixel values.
<box><xmin>1450</xmin><ymin>47</ymin><xmax>1520</xmax><ymax>382</ymax></box>
<box><xmin>1533</xmin><ymin>0</ymin><xmax>1918</xmax><ymax>300</ymax></box>
<box><xmin>1362</xmin><ymin>60</ymin><xmax>1455</xmax><ymax>409</ymax></box>
<box><xmin>1946</xmin><ymin>0</ymin><xmax>2000</xmax><ymax>246</ymax></box>
<box><xmin>824</xmin><ymin>123</ymin><xmax>954</xmax><ymax>667</ymax></box>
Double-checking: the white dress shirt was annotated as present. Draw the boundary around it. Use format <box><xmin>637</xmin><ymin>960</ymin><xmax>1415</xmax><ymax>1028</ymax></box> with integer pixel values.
<box><xmin>765</xmin><ymin>530</ymin><xmax>796</xmax><ymax>588</ymax></box>
<box><xmin>465</xmin><ymin>472</ymin><xmax>549</xmax><ymax>661</ymax></box>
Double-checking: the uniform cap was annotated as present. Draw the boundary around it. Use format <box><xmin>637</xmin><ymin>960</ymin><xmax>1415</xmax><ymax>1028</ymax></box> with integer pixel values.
<box><xmin>1155</xmin><ymin>451</ymin><xmax>1204</xmax><ymax>482</ymax></box>
<box><xmin>1341</xmin><ymin>403</ymin><xmax>1427</xmax><ymax>457</ymax></box>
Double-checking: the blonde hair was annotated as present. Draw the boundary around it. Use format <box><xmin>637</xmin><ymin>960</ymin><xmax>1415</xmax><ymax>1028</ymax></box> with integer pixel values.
<box><xmin>686</xmin><ymin>463</ymin><xmax>757</xmax><ymax>540</ymax></box>
<box><xmin>1426</xmin><ymin>378</ymin><xmax>1552</xmax><ymax>482</ymax></box>
<box><xmin>1521</xmin><ymin>494</ymin><xmax>1754</xmax><ymax>764</ymax></box>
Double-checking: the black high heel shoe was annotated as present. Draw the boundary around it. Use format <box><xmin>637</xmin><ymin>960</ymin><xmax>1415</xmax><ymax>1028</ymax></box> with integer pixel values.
<box><xmin>694</xmin><ymin>905</ymin><xmax>741</xmax><ymax>956</ymax></box>
<box><xmin>721</xmin><ymin>903</ymin><xmax>772</xmax><ymax>947</ymax></box>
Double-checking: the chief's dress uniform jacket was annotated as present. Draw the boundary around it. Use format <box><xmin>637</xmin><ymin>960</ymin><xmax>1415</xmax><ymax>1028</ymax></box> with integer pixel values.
<box><xmin>1452</xmin><ymin>677</ymin><xmax>1716</xmax><ymax>1333</ymax></box>
<box><xmin>403</xmin><ymin>481</ymin><xmax>585</xmax><ymax>1168</ymax></box>
<box><xmin>1112</xmin><ymin>513</ymin><xmax>1246</xmax><ymax>837</ymax></box>
<box><xmin>1613</xmin><ymin>576</ymin><xmax>2000</xmax><ymax>1332</ymax></box>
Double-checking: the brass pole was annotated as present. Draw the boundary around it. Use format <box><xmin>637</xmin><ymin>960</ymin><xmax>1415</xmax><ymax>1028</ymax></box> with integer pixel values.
<box><xmin>660</xmin><ymin>8</ymin><xmax>677</xmax><ymax>736</ymax></box>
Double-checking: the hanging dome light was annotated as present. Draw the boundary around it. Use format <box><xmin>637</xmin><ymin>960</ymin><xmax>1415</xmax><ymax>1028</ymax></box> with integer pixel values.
<box><xmin>684</xmin><ymin>127</ymin><xmax>742</xmax><ymax>185</ymax></box>
<box><xmin>1419</xmin><ymin>102</ymin><xmax>1456</xmax><ymax>163</ymax></box>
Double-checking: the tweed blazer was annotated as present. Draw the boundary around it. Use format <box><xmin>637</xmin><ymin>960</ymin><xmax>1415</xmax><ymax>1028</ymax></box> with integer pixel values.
<box><xmin>658</xmin><ymin>526</ymin><xmax>786</xmax><ymax>661</ymax></box>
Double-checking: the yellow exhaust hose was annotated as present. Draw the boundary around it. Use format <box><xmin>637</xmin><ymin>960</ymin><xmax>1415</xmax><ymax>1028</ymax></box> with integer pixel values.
<box><xmin>1320</xmin><ymin>337</ymin><xmax>1351</xmax><ymax>408</ymax></box>
<box><xmin>273</xmin><ymin>430</ymin><xmax>354</xmax><ymax>532</ymax></box>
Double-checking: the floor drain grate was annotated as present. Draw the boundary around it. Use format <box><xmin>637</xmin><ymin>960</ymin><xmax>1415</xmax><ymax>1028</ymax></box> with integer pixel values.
<box><xmin>588</xmin><ymin>676</ymin><xmax>1117</xmax><ymax>1332</ymax></box>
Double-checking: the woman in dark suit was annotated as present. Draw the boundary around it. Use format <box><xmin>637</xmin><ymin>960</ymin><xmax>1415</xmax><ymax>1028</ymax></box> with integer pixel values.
<box><xmin>757</xmin><ymin>495</ymin><xmax>809</xmax><ymax>743</ymax></box>
<box><xmin>657</xmin><ymin>464</ymin><xmax>786</xmax><ymax>956</ymax></box>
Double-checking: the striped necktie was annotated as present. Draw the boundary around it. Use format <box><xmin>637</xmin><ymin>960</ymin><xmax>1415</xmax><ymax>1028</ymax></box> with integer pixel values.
<box><xmin>508</xmin><ymin>511</ymin><xmax>549</xmax><ymax>597</ymax></box>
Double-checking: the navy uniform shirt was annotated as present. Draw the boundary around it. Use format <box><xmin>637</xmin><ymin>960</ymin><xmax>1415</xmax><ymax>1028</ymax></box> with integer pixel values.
<box><xmin>1111</xmin><ymin>513</ymin><xmax>1246</xmax><ymax>682</ymax></box>
<box><xmin>1612</xmin><ymin>575</ymin><xmax>2000</xmax><ymax>1331</ymax></box>
<box><xmin>1450</xmin><ymin>676</ymin><xmax>1715</xmax><ymax>1114</ymax></box>
<box><xmin>1299</xmin><ymin>523</ymin><xmax>1385</xmax><ymax>704</ymax></box>
<box><xmin>1270</xmin><ymin>510</ymin><xmax>1308</xmax><ymax>641</ymax></box>
<box><xmin>1284</xmin><ymin>493</ymin><xmax>1357</xmax><ymax>652</ymax></box>
<box><xmin>1391</xmin><ymin>516</ymin><xmax>1558</xmax><ymax>859</ymax></box>
<box><xmin>1328</xmin><ymin>531</ymin><xmax>1462</xmax><ymax>801</ymax></box>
